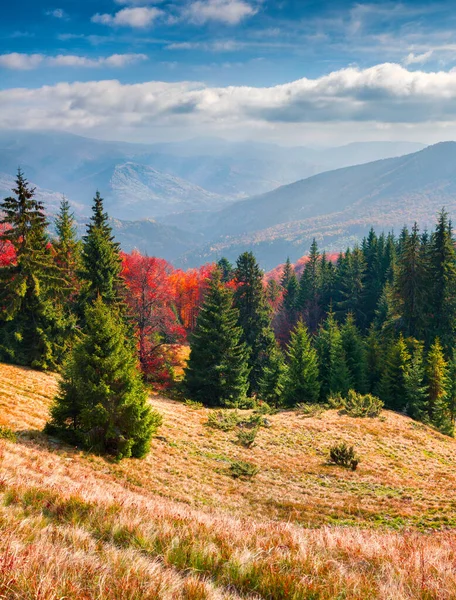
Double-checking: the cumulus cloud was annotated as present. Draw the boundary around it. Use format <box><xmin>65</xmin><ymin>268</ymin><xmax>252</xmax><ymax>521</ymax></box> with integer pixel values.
<box><xmin>5</xmin><ymin>64</ymin><xmax>456</xmax><ymax>136</ymax></box>
<box><xmin>92</xmin><ymin>7</ymin><xmax>163</xmax><ymax>28</ymax></box>
<box><xmin>182</xmin><ymin>0</ymin><xmax>258</xmax><ymax>25</ymax></box>
<box><xmin>0</xmin><ymin>53</ymin><xmax>147</xmax><ymax>70</ymax></box>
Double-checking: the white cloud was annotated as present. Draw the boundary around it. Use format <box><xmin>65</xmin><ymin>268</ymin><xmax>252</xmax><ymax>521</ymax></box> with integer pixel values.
<box><xmin>0</xmin><ymin>53</ymin><xmax>147</xmax><ymax>70</ymax></box>
<box><xmin>404</xmin><ymin>50</ymin><xmax>434</xmax><ymax>66</ymax></box>
<box><xmin>182</xmin><ymin>0</ymin><xmax>258</xmax><ymax>25</ymax></box>
<box><xmin>92</xmin><ymin>7</ymin><xmax>163</xmax><ymax>28</ymax></box>
<box><xmin>5</xmin><ymin>64</ymin><xmax>456</xmax><ymax>141</ymax></box>
<box><xmin>46</xmin><ymin>8</ymin><xmax>67</xmax><ymax>19</ymax></box>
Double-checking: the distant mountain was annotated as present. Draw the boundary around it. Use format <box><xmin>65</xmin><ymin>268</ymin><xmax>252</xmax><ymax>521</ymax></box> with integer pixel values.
<box><xmin>182</xmin><ymin>142</ymin><xmax>456</xmax><ymax>269</ymax></box>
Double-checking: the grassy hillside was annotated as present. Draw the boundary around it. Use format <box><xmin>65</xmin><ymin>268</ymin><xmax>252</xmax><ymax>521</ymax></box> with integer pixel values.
<box><xmin>2</xmin><ymin>363</ymin><xmax>456</xmax><ymax>598</ymax></box>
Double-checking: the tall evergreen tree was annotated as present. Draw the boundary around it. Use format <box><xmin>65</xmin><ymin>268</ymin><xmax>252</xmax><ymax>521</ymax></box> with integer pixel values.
<box><xmin>234</xmin><ymin>252</ymin><xmax>276</xmax><ymax>395</ymax></box>
<box><xmin>258</xmin><ymin>345</ymin><xmax>286</xmax><ymax>407</ymax></box>
<box><xmin>46</xmin><ymin>296</ymin><xmax>160</xmax><ymax>459</ymax></box>
<box><xmin>283</xmin><ymin>319</ymin><xmax>320</xmax><ymax>406</ymax></box>
<box><xmin>281</xmin><ymin>257</ymin><xmax>299</xmax><ymax>328</ymax></box>
<box><xmin>0</xmin><ymin>170</ymin><xmax>65</xmax><ymax>368</ymax></box>
<box><xmin>79</xmin><ymin>192</ymin><xmax>124</xmax><ymax>310</ymax></box>
<box><xmin>404</xmin><ymin>341</ymin><xmax>428</xmax><ymax>422</ymax></box>
<box><xmin>446</xmin><ymin>348</ymin><xmax>456</xmax><ymax>426</ymax></box>
<box><xmin>54</xmin><ymin>197</ymin><xmax>81</xmax><ymax>304</ymax></box>
<box><xmin>341</xmin><ymin>313</ymin><xmax>367</xmax><ymax>393</ymax></box>
<box><xmin>365</xmin><ymin>325</ymin><xmax>384</xmax><ymax>396</ymax></box>
<box><xmin>298</xmin><ymin>239</ymin><xmax>321</xmax><ymax>332</ymax></box>
<box><xmin>379</xmin><ymin>335</ymin><xmax>410</xmax><ymax>412</ymax></box>
<box><xmin>315</xmin><ymin>310</ymin><xmax>350</xmax><ymax>400</ymax></box>
<box><xmin>217</xmin><ymin>257</ymin><xmax>233</xmax><ymax>283</ymax></box>
<box><xmin>426</xmin><ymin>338</ymin><xmax>453</xmax><ymax>435</ymax></box>
<box><xmin>429</xmin><ymin>210</ymin><xmax>456</xmax><ymax>347</ymax></box>
<box><xmin>185</xmin><ymin>270</ymin><xmax>250</xmax><ymax>406</ymax></box>
<box><xmin>336</xmin><ymin>246</ymin><xmax>366</xmax><ymax>326</ymax></box>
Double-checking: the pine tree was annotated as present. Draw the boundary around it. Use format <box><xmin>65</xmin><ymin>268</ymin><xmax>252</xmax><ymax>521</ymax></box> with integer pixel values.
<box><xmin>446</xmin><ymin>349</ymin><xmax>456</xmax><ymax>426</ymax></box>
<box><xmin>234</xmin><ymin>252</ymin><xmax>276</xmax><ymax>395</ymax></box>
<box><xmin>281</xmin><ymin>258</ymin><xmax>299</xmax><ymax>329</ymax></box>
<box><xmin>404</xmin><ymin>341</ymin><xmax>428</xmax><ymax>422</ymax></box>
<box><xmin>185</xmin><ymin>270</ymin><xmax>250</xmax><ymax>406</ymax></box>
<box><xmin>379</xmin><ymin>335</ymin><xmax>410</xmax><ymax>412</ymax></box>
<box><xmin>336</xmin><ymin>246</ymin><xmax>366</xmax><ymax>327</ymax></box>
<box><xmin>258</xmin><ymin>345</ymin><xmax>286</xmax><ymax>407</ymax></box>
<box><xmin>429</xmin><ymin>210</ymin><xmax>456</xmax><ymax>347</ymax></box>
<box><xmin>46</xmin><ymin>297</ymin><xmax>160</xmax><ymax>459</ymax></box>
<box><xmin>426</xmin><ymin>339</ymin><xmax>453</xmax><ymax>435</ymax></box>
<box><xmin>283</xmin><ymin>319</ymin><xmax>320</xmax><ymax>406</ymax></box>
<box><xmin>79</xmin><ymin>192</ymin><xmax>124</xmax><ymax>310</ymax></box>
<box><xmin>217</xmin><ymin>257</ymin><xmax>233</xmax><ymax>283</ymax></box>
<box><xmin>298</xmin><ymin>239</ymin><xmax>321</xmax><ymax>332</ymax></box>
<box><xmin>365</xmin><ymin>325</ymin><xmax>384</xmax><ymax>396</ymax></box>
<box><xmin>0</xmin><ymin>170</ymin><xmax>65</xmax><ymax>369</ymax></box>
<box><xmin>341</xmin><ymin>313</ymin><xmax>367</xmax><ymax>393</ymax></box>
<box><xmin>54</xmin><ymin>197</ymin><xmax>81</xmax><ymax>304</ymax></box>
<box><xmin>361</xmin><ymin>228</ymin><xmax>383</xmax><ymax>327</ymax></box>
<box><xmin>315</xmin><ymin>310</ymin><xmax>350</xmax><ymax>400</ymax></box>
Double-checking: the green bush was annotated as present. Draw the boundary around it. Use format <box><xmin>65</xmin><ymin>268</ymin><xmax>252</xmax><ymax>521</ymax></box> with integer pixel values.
<box><xmin>341</xmin><ymin>390</ymin><xmax>383</xmax><ymax>418</ymax></box>
<box><xmin>0</xmin><ymin>426</ymin><xmax>17</xmax><ymax>442</ymax></box>
<box><xmin>184</xmin><ymin>399</ymin><xmax>204</xmax><ymax>410</ymax></box>
<box><xmin>229</xmin><ymin>460</ymin><xmax>259</xmax><ymax>479</ymax></box>
<box><xmin>297</xmin><ymin>403</ymin><xmax>326</xmax><ymax>418</ymax></box>
<box><xmin>206</xmin><ymin>410</ymin><xmax>241</xmax><ymax>431</ymax></box>
<box><xmin>235</xmin><ymin>427</ymin><xmax>258</xmax><ymax>448</ymax></box>
<box><xmin>329</xmin><ymin>442</ymin><xmax>359</xmax><ymax>471</ymax></box>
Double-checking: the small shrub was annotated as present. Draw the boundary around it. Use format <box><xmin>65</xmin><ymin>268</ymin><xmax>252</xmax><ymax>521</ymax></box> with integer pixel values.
<box><xmin>327</xmin><ymin>394</ymin><xmax>344</xmax><ymax>408</ymax></box>
<box><xmin>184</xmin><ymin>399</ymin><xmax>204</xmax><ymax>410</ymax></box>
<box><xmin>229</xmin><ymin>460</ymin><xmax>259</xmax><ymax>479</ymax></box>
<box><xmin>254</xmin><ymin>401</ymin><xmax>276</xmax><ymax>415</ymax></box>
<box><xmin>206</xmin><ymin>410</ymin><xmax>240</xmax><ymax>431</ymax></box>
<box><xmin>297</xmin><ymin>403</ymin><xmax>326</xmax><ymax>418</ymax></box>
<box><xmin>235</xmin><ymin>427</ymin><xmax>258</xmax><ymax>448</ymax></box>
<box><xmin>329</xmin><ymin>442</ymin><xmax>359</xmax><ymax>471</ymax></box>
<box><xmin>0</xmin><ymin>426</ymin><xmax>17</xmax><ymax>442</ymax></box>
<box><xmin>341</xmin><ymin>390</ymin><xmax>383</xmax><ymax>418</ymax></box>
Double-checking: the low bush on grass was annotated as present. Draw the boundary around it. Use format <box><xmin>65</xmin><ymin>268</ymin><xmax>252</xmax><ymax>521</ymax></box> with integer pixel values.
<box><xmin>0</xmin><ymin>426</ymin><xmax>17</xmax><ymax>442</ymax></box>
<box><xmin>206</xmin><ymin>410</ymin><xmax>241</xmax><ymax>431</ymax></box>
<box><xmin>329</xmin><ymin>442</ymin><xmax>359</xmax><ymax>471</ymax></box>
<box><xmin>340</xmin><ymin>390</ymin><xmax>384</xmax><ymax>418</ymax></box>
<box><xmin>235</xmin><ymin>428</ymin><xmax>258</xmax><ymax>448</ymax></box>
<box><xmin>229</xmin><ymin>460</ymin><xmax>259</xmax><ymax>479</ymax></box>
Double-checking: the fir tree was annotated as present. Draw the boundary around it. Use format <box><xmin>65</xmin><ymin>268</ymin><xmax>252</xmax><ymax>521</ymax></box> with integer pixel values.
<box><xmin>283</xmin><ymin>319</ymin><xmax>320</xmax><ymax>406</ymax></box>
<box><xmin>298</xmin><ymin>239</ymin><xmax>321</xmax><ymax>332</ymax></box>
<box><xmin>185</xmin><ymin>270</ymin><xmax>250</xmax><ymax>406</ymax></box>
<box><xmin>217</xmin><ymin>257</ymin><xmax>233</xmax><ymax>283</ymax></box>
<box><xmin>365</xmin><ymin>325</ymin><xmax>384</xmax><ymax>396</ymax></box>
<box><xmin>54</xmin><ymin>197</ymin><xmax>81</xmax><ymax>303</ymax></box>
<box><xmin>379</xmin><ymin>335</ymin><xmax>410</xmax><ymax>412</ymax></box>
<box><xmin>0</xmin><ymin>170</ymin><xmax>65</xmax><ymax>369</ymax></box>
<box><xmin>258</xmin><ymin>345</ymin><xmax>286</xmax><ymax>407</ymax></box>
<box><xmin>336</xmin><ymin>246</ymin><xmax>366</xmax><ymax>327</ymax></box>
<box><xmin>234</xmin><ymin>252</ymin><xmax>276</xmax><ymax>395</ymax></box>
<box><xmin>404</xmin><ymin>341</ymin><xmax>428</xmax><ymax>422</ymax></box>
<box><xmin>46</xmin><ymin>297</ymin><xmax>160</xmax><ymax>459</ymax></box>
<box><xmin>341</xmin><ymin>313</ymin><xmax>367</xmax><ymax>393</ymax></box>
<box><xmin>281</xmin><ymin>258</ymin><xmax>299</xmax><ymax>328</ymax></box>
<box><xmin>316</xmin><ymin>310</ymin><xmax>350</xmax><ymax>400</ymax></box>
<box><xmin>426</xmin><ymin>339</ymin><xmax>453</xmax><ymax>435</ymax></box>
<box><xmin>79</xmin><ymin>192</ymin><xmax>124</xmax><ymax>310</ymax></box>
<box><xmin>446</xmin><ymin>349</ymin><xmax>456</xmax><ymax>426</ymax></box>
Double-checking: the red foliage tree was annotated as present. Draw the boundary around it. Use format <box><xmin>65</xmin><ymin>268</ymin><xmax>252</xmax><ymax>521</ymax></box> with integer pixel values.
<box><xmin>0</xmin><ymin>224</ymin><xmax>16</xmax><ymax>267</ymax></box>
<box><xmin>169</xmin><ymin>263</ymin><xmax>215</xmax><ymax>332</ymax></box>
<box><xmin>121</xmin><ymin>251</ymin><xmax>185</xmax><ymax>389</ymax></box>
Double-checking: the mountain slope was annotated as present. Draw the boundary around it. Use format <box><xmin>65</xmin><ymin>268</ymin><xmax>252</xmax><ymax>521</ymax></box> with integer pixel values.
<box><xmin>185</xmin><ymin>142</ymin><xmax>456</xmax><ymax>268</ymax></box>
<box><xmin>2</xmin><ymin>362</ymin><xmax>456</xmax><ymax>598</ymax></box>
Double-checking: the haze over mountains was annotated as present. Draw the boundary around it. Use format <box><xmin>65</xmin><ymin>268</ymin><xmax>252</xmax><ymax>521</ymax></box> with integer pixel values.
<box><xmin>5</xmin><ymin>130</ymin><xmax>456</xmax><ymax>268</ymax></box>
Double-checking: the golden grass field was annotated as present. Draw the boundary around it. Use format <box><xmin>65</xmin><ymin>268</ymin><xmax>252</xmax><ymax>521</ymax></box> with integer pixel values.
<box><xmin>2</xmin><ymin>362</ymin><xmax>456</xmax><ymax>599</ymax></box>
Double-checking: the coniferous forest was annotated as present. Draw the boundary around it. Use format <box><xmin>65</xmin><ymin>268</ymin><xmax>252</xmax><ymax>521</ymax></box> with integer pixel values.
<box><xmin>2</xmin><ymin>169</ymin><xmax>456</xmax><ymax>459</ymax></box>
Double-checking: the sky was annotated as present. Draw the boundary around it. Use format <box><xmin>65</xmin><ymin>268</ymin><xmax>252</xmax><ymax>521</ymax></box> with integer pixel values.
<box><xmin>2</xmin><ymin>0</ymin><xmax>456</xmax><ymax>145</ymax></box>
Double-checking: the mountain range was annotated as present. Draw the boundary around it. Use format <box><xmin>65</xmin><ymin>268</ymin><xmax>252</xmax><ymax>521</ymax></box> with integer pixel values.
<box><xmin>5</xmin><ymin>130</ymin><xmax>456</xmax><ymax>268</ymax></box>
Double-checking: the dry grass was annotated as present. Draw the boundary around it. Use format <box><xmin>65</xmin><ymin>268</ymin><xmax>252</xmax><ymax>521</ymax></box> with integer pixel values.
<box><xmin>2</xmin><ymin>362</ymin><xmax>456</xmax><ymax>598</ymax></box>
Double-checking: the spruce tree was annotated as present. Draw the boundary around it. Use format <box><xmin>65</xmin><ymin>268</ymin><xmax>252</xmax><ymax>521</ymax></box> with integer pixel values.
<box><xmin>426</xmin><ymin>339</ymin><xmax>453</xmax><ymax>435</ymax></box>
<box><xmin>281</xmin><ymin>258</ymin><xmax>299</xmax><ymax>329</ymax></box>
<box><xmin>336</xmin><ymin>246</ymin><xmax>366</xmax><ymax>327</ymax></box>
<box><xmin>54</xmin><ymin>197</ymin><xmax>81</xmax><ymax>304</ymax></box>
<box><xmin>217</xmin><ymin>257</ymin><xmax>233</xmax><ymax>283</ymax></box>
<box><xmin>298</xmin><ymin>239</ymin><xmax>321</xmax><ymax>332</ymax></box>
<box><xmin>258</xmin><ymin>345</ymin><xmax>286</xmax><ymax>407</ymax></box>
<box><xmin>0</xmin><ymin>170</ymin><xmax>65</xmax><ymax>368</ymax></box>
<box><xmin>446</xmin><ymin>349</ymin><xmax>456</xmax><ymax>426</ymax></box>
<box><xmin>315</xmin><ymin>310</ymin><xmax>350</xmax><ymax>400</ymax></box>
<box><xmin>365</xmin><ymin>325</ymin><xmax>384</xmax><ymax>396</ymax></box>
<box><xmin>46</xmin><ymin>297</ymin><xmax>160</xmax><ymax>459</ymax></box>
<box><xmin>404</xmin><ymin>341</ymin><xmax>428</xmax><ymax>422</ymax></box>
<box><xmin>379</xmin><ymin>335</ymin><xmax>410</xmax><ymax>412</ymax></box>
<box><xmin>79</xmin><ymin>192</ymin><xmax>124</xmax><ymax>310</ymax></box>
<box><xmin>185</xmin><ymin>270</ymin><xmax>250</xmax><ymax>406</ymax></box>
<box><xmin>234</xmin><ymin>252</ymin><xmax>276</xmax><ymax>395</ymax></box>
<box><xmin>341</xmin><ymin>313</ymin><xmax>367</xmax><ymax>393</ymax></box>
<box><xmin>283</xmin><ymin>319</ymin><xmax>320</xmax><ymax>406</ymax></box>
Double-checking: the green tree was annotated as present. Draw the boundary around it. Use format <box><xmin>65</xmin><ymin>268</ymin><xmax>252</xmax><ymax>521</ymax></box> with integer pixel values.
<box><xmin>379</xmin><ymin>335</ymin><xmax>410</xmax><ymax>412</ymax></box>
<box><xmin>217</xmin><ymin>257</ymin><xmax>233</xmax><ymax>283</ymax></box>
<box><xmin>316</xmin><ymin>310</ymin><xmax>350</xmax><ymax>400</ymax></box>
<box><xmin>283</xmin><ymin>319</ymin><xmax>320</xmax><ymax>406</ymax></box>
<box><xmin>0</xmin><ymin>170</ymin><xmax>65</xmax><ymax>369</ymax></box>
<box><xmin>258</xmin><ymin>345</ymin><xmax>286</xmax><ymax>407</ymax></box>
<box><xmin>341</xmin><ymin>313</ymin><xmax>367</xmax><ymax>393</ymax></box>
<box><xmin>404</xmin><ymin>341</ymin><xmax>428</xmax><ymax>422</ymax></box>
<box><xmin>79</xmin><ymin>192</ymin><xmax>124</xmax><ymax>310</ymax></box>
<box><xmin>281</xmin><ymin>257</ymin><xmax>299</xmax><ymax>328</ymax></box>
<box><xmin>298</xmin><ymin>239</ymin><xmax>321</xmax><ymax>332</ymax></box>
<box><xmin>365</xmin><ymin>326</ymin><xmax>384</xmax><ymax>396</ymax></box>
<box><xmin>185</xmin><ymin>270</ymin><xmax>250</xmax><ymax>406</ymax></box>
<box><xmin>54</xmin><ymin>197</ymin><xmax>81</xmax><ymax>304</ymax></box>
<box><xmin>426</xmin><ymin>339</ymin><xmax>453</xmax><ymax>435</ymax></box>
<box><xmin>446</xmin><ymin>349</ymin><xmax>456</xmax><ymax>426</ymax></box>
<box><xmin>46</xmin><ymin>297</ymin><xmax>160</xmax><ymax>459</ymax></box>
<box><xmin>336</xmin><ymin>246</ymin><xmax>366</xmax><ymax>326</ymax></box>
<box><xmin>234</xmin><ymin>252</ymin><xmax>276</xmax><ymax>395</ymax></box>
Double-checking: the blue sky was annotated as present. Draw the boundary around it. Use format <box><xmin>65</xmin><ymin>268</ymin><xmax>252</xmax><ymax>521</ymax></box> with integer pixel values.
<box><xmin>2</xmin><ymin>1</ymin><xmax>456</xmax><ymax>144</ymax></box>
